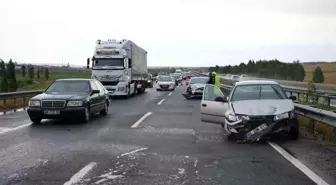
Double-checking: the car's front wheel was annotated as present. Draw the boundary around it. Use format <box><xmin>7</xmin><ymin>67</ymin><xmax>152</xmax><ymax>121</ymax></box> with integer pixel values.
<box><xmin>82</xmin><ymin>105</ymin><xmax>91</xmax><ymax>123</ymax></box>
<box><xmin>100</xmin><ymin>101</ymin><xmax>109</xmax><ymax>116</ymax></box>
<box><xmin>30</xmin><ymin>118</ymin><xmax>42</xmax><ymax>124</ymax></box>
<box><xmin>288</xmin><ymin>126</ymin><xmax>299</xmax><ymax>140</ymax></box>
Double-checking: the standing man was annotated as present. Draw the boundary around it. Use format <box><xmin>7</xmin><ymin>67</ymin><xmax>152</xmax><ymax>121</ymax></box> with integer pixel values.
<box><xmin>207</xmin><ymin>71</ymin><xmax>215</xmax><ymax>85</ymax></box>
<box><xmin>212</xmin><ymin>72</ymin><xmax>221</xmax><ymax>96</ymax></box>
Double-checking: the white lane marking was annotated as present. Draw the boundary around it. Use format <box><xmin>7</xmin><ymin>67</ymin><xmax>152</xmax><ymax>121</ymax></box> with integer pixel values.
<box><xmin>168</xmin><ymin>92</ymin><xmax>172</xmax><ymax>96</ymax></box>
<box><xmin>268</xmin><ymin>142</ymin><xmax>329</xmax><ymax>185</ymax></box>
<box><xmin>131</xmin><ymin>112</ymin><xmax>153</xmax><ymax>128</ymax></box>
<box><xmin>157</xmin><ymin>99</ymin><xmax>165</xmax><ymax>105</ymax></box>
<box><xmin>64</xmin><ymin>162</ymin><xmax>97</xmax><ymax>185</ymax></box>
<box><xmin>0</xmin><ymin>122</ymin><xmax>32</xmax><ymax>135</ymax></box>
<box><xmin>120</xmin><ymin>147</ymin><xmax>148</xmax><ymax>157</ymax></box>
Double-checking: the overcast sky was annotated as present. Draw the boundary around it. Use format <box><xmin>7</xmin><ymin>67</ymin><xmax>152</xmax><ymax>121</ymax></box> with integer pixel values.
<box><xmin>1</xmin><ymin>0</ymin><xmax>336</xmax><ymax>67</ymax></box>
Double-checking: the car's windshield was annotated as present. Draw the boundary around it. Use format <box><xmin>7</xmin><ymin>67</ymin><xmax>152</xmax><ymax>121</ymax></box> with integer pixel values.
<box><xmin>231</xmin><ymin>84</ymin><xmax>287</xmax><ymax>101</ymax></box>
<box><xmin>190</xmin><ymin>77</ymin><xmax>208</xmax><ymax>84</ymax></box>
<box><xmin>46</xmin><ymin>81</ymin><xmax>90</xmax><ymax>93</ymax></box>
<box><xmin>158</xmin><ymin>76</ymin><xmax>172</xmax><ymax>81</ymax></box>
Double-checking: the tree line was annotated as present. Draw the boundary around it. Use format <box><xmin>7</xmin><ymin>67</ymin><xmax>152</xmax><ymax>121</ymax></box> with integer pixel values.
<box><xmin>209</xmin><ymin>59</ymin><xmax>306</xmax><ymax>81</ymax></box>
<box><xmin>0</xmin><ymin>59</ymin><xmax>49</xmax><ymax>92</ymax></box>
<box><xmin>209</xmin><ymin>59</ymin><xmax>326</xmax><ymax>83</ymax></box>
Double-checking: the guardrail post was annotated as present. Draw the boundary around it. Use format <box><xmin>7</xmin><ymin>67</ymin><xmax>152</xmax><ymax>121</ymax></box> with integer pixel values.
<box><xmin>3</xmin><ymin>99</ymin><xmax>6</xmax><ymax>109</ymax></box>
<box><xmin>13</xmin><ymin>98</ymin><xmax>16</xmax><ymax>105</ymax></box>
<box><xmin>309</xmin><ymin>119</ymin><xmax>315</xmax><ymax>134</ymax></box>
<box><xmin>23</xmin><ymin>97</ymin><xmax>26</xmax><ymax>104</ymax></box>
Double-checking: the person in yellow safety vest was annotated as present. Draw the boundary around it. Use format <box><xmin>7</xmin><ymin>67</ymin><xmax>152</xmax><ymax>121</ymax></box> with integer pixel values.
<box><xmin>212</xmin><ymin>71</ymin><xmax>221</xmax><ymax>96</ymax></box>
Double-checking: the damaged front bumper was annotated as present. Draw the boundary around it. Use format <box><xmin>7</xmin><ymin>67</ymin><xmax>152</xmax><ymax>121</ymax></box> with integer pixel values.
<box><xmin>224</xmin><ymin>116</ymin><xmax>298</xmax><ymax>142</ymax></box>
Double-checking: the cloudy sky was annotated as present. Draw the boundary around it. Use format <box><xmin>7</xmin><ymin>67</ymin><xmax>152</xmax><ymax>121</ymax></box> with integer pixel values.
<box><xmin>1</xmin><ymin>0</ymin><xmax>336</xmax><ymax>67</ymax></box>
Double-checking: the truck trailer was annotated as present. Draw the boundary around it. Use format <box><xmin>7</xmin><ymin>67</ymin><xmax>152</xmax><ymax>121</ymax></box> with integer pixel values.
<box><xmin>87</xmin><ymin>39</ymin><xmax>148</xmax><ymax>98</ymax></box>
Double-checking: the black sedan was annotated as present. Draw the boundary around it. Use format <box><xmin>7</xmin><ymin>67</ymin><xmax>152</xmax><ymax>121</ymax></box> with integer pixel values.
<box><xmin>27</xmin><ymin>79</ymin><xmax>110</xmax><ymax>124</ymax></box>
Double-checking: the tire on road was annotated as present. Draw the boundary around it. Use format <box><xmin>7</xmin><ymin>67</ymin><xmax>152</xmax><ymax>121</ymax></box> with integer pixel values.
<box><xmin>288</xmin><ymin>126</ymin><xmax>299</xmax><ymax>140</ymax></box>
<box><xmin>81</xmin><ymin>105</ymin><xmax>91</xmax><ymax>123</ymax></box>
<box><xmin>30</xmin><ymin>118</ymin><xmax>42</xmax><ymax>124</ymax></box>
<box><xmin>100</xmin><ymin>101</ymin><xmax>109</xmax><ymax>116</ymax></box>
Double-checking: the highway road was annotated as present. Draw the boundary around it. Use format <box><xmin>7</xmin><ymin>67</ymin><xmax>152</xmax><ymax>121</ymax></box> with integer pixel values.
<box><xmin>0</xmin><ymin>83</ymin><xmax>335</xmax><ymax>185</ymax></box>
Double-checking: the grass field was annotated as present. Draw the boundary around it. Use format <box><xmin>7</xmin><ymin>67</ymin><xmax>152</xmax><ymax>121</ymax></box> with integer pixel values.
<box><xmin>0</xmin><ymin>71</ymin><xmax>91</xmax><ymax>111</ymax></box>
<box><xmin>303</xmin><ymin>63</ymin><xmax>336</xmax><ymax>84</ymax></box>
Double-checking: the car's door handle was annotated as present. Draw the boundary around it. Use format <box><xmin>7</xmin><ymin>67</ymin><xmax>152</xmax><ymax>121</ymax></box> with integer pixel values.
<box><xmin>202</xmin><ymin>104</ymin><xmax>207</xmax><ymax>107</ymax></box>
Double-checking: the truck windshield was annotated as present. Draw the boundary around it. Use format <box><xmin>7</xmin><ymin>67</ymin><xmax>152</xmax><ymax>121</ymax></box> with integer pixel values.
<box><xmin>94</xmin><ymin>58</ymin><xmax>124</xmax><ymax>67</ymax></box>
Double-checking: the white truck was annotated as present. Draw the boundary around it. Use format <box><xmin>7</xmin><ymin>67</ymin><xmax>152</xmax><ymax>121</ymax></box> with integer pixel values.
<box><xmin>87</xmin><ymin>39</ymin><xmax>148</xmax><ymax>98</ymax></box>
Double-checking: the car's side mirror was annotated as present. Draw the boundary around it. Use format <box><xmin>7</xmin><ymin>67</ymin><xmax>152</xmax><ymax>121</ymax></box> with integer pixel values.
<box><xmin>214</xmin><ymin>96</ymin><xmax>228</xmax><ymax>102</ymax></box>
<box><xmin>289</xmin><ymin>95</ymin><xmax>296</xmax><ymax>101</ymax></box>
<box><xmin>91</xmin><ymin>90</ymin><xmax>100</xmax><ymax>95</ymax></box>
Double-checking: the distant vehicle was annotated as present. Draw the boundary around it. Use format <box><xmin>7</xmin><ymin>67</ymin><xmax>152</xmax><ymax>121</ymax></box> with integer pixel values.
<box><xmin>231</xmin><ymin>75</ymin><xmax>240</xmax><ymax>80</ymax></box>
<box><xmin>184</xmin><ymin>77</ymin><xmax>209</xmax><ymax>99</ymax></box>
<box><xmin>27</xmin><ymin>79</ymin><xmax>110</xmax><ymax>124</ymax></box>
<box><xmin>240</xmin><ymin>74</ymin><xmax>247</xmax><ymax>78</ymax></box>
<box><xmin>174</xmin><ymin>73</ymin><xmax>183</xmax><ymax>83</ymax></box>
<box><xmin>87</xmin><ymin>39</ymin><xmax>148</xmax><ymax>99</ymax></box>
<box><xmin>175</xmin><ymin>69</ymin><xmax>182</xmax><ymax>73</ymax></box>
<box><xmin>147</xmin><ymin>74</ymin><xmax>154</xmax><ymax>88</ymax></box>
<box><xmin>156</xmin><ymin>75</ymin><xmax>176</xmax><ymax>91</ymax></box>
<box><xmin>200</xmin><ymin>81</ymin><xmax>299</xmax><ymax>142</ymax></box>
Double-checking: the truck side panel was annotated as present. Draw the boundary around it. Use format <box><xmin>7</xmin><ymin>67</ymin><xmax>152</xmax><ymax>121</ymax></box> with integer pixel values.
<box><xmin>131</xmin><ymin>43</ymin><xmax>148</xmax><ymax>77</ymax></box>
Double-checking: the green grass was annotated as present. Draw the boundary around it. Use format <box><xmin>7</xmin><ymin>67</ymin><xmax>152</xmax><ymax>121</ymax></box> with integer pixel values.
<box><xmin>0</xmin><ymin>72</ymin><xmax>91</xmax><ymax>111</ymax></box>
<box><xmin>297</xmin><ymin>115</ymin><xmax>336</xmax><ymax>143</ymax></box>
<box><xmin>16</xmin><ymin>72</ymin><xmax>91</xmax><ymax>91</ymax></box>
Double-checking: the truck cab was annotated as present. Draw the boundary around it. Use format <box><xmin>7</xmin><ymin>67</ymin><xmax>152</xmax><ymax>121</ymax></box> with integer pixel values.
<box><xmin>87</xmin><ymin>39</ymin><xmax>148</xmax><ymax>98</ymax></box>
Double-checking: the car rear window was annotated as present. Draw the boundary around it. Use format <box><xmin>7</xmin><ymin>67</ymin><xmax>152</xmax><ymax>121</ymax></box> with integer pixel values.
<box><xmin>190</xmin><ymin>77</ymin><xmax>208</xmax><ymax>84</ymax></box>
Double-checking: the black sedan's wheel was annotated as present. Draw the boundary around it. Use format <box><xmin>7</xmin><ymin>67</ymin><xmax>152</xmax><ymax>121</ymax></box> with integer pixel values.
<box><xmin>82</xmin><ymin>105</ymin><xmax>91</xmax><ymax>123</ymax></box>
<box><xmin>30</xmin><ymin>118</ymin><xmax>42</xmax><ymax>124</ymax></box>
<box><xmin>100</xmin><ymin>101</ymin><xmax>109</xmax><ymax>116</ymax></box>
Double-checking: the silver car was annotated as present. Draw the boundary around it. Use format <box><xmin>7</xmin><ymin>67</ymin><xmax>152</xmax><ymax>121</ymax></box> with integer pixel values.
<box><xmin>156</xmin><ymin>75</ymin><xmax>176</xmax><ymax>91</ymax></box>
<box><xmin>183</xmin><ymin>77</ymin><xmax>209</xmax><ymax>99</ymax></box>
<box><xmin>200</xmin><ymin>81</ymin><xmax>299</xmax><ymax>142</ymax></box>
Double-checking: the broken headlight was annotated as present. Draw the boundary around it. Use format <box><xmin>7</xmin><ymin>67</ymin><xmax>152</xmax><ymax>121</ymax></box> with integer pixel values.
<box><xmin>227</xmin><ymin>114</ymin><xmax>250</xmax><ymax>122</ymax></box>
<box><xmin>274</xmin><ymin>112</ymin><xmax>289</xmax><ymax>121</ymax></box>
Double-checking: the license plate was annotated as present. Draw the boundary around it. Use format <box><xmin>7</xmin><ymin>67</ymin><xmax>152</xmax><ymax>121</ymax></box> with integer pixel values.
<box><xmin>246</xmin><ymin>123</ymin><xmax>267</xmax><ymax>138</ymax></box>
<box><xmin>162</xmin><ymin>86</ymin><xmax>168</xmax><ymax>88</ymax></box>
<box><xmin>196</xmin><ymin>90</ymin><xmax>203</xmax><ymax>93</ymax></box>
<box><xmin>44</xmin><ymin>110</ymin><xmax>60</xmax><ymax>115</ymax></box>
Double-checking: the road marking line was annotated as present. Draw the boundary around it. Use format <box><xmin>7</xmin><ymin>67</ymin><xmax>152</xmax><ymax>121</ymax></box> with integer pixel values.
<box><xmin>157</xmin><ymin>99</ymin><xmax>165</xmax><ymax>105</ymax></box>
<box><xmin>268</xmin><ymin>142</ymin><xmax>329</xmax><ymax>185</ymax></box>
<box><xmin>120</xmin><ymin>147</ymin><xmax>148</xmax><ymax>157</ymax></box>
<box><xmin>64</xmin><ymin>162</ymin><xmax>97</xmax><ymax>185</ymax></box>
<box><xmin>168</xmin><ymin>92</ymin><xmax>172</xmax><ymax>96</ymax></box>
<box><xmin>131</xmin><ymin>112</ymin><xmax>152</xmax><ymax>128</ymax></box>
<box><xmin>0</xmin><ymin>122</ymin><xmax>32</xmax><ymax>135</ymax></box>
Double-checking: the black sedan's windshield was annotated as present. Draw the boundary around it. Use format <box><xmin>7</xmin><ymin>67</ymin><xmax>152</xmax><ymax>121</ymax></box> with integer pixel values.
<box><xmin>46</xmin><ymin>81</ymin><xmax>90</xmax><ymax>93</ymax></box>
<box><xmin>231</xmin><ymin>84</ymin><xmax>287</xmax><ymax>101</ymax></box>
<box><xmin>158</xmin><ymin>76</ymin><xmax>172</xmax><ymax>82</ymax></box>
<box><xmin>190</xmin><ymin>77</ymin><xmax>208</xmax><ymax>84</ymax></box>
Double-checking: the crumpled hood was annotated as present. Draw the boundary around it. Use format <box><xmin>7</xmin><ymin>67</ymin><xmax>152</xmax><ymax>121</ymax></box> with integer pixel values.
<box><xmin>189</xmin><ymin>83</ymin><xmax>206</xmax><ymax>89</ymax></box>
<box><xmin>231</xmin><ymin>99</ymin><xmax>294</xmax><ymax>116</ymax></box>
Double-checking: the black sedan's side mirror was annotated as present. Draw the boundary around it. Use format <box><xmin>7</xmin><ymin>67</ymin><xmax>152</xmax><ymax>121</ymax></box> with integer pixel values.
<box><xmin>91</xmin><ymin>90</ymin><xmax>100</xmax><ymax>95</ymax></box>
<box><xmin>215</xmin><ymin>96</ymin><xmax>228</xmax><ymax>102</ymax></box>
<box><xmin>289</xmin><ymin>95</ymin><xmax>296</xmax><ymax>101</ymax></box>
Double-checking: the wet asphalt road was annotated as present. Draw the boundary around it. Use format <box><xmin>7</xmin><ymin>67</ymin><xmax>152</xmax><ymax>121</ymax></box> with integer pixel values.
<box><xmin>0</xmin><ymin>85</ymin><xmax>318</xmax><ymax>185</ymax></box>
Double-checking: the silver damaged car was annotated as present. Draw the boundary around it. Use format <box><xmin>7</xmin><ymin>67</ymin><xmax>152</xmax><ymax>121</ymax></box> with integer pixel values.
<box><xmin>200</xmin><ymin>81</ymin><xmax>299</xmax><ymax>142</ymax></box>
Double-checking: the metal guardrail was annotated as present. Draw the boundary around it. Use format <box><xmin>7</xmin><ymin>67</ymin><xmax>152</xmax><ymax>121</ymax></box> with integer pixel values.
<box><xmin>0</xmin><ymin>90</ymin><xmax>44</xmax><ymax>111</ymax></box>
<box><xmin>198</xmin><ymin>72</ymin><xmax>336</xmax><ymax>107</ymax></box>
